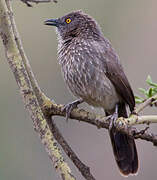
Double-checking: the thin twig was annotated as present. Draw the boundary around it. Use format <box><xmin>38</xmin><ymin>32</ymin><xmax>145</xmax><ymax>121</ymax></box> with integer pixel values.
<box><xmin>126</xmin><ymin>114</ymin><xmax>157</xmax><ymax>126</ymax></box>
<box><xmin>134</xmin><ymin>94</ymin><xmax>157</xmax><ymax>114</ymax></box>
<box><xmin>20</xmin><ymin>0</ymin><xmax>57</xmax><ymax>7</ymax></box>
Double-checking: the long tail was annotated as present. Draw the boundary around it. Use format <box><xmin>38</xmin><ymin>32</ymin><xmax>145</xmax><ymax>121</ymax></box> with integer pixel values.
<box><xmin>108</xmin><ymin>103</ymin><xmax>138</xmax><ymax>176</ymax></box>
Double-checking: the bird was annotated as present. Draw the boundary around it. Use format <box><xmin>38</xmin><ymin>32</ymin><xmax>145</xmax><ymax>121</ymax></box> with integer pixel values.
<box><xmin>44</xmin><ymin>10</ymin><xmax>138</xmax><ymax>176</ymax></box>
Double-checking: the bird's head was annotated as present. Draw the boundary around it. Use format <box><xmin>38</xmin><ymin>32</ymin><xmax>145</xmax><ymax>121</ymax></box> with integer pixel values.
<box><xmin>44</xmin><ymin>10</ymin><xmax>102</xmax><ymax>41</ymax></box>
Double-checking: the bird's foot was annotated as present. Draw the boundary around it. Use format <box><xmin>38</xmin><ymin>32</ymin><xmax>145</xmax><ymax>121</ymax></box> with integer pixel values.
<box><xmin>109</xmin><ymin>112</ymin><xmax>118</xmax><ymax>130</ymax></box>
<box><xmin>109</xmin><ymin>104</ymin><xmax>118</xmax><ymax>131</ymax></box>
<box><xmin>62</xmin><ymin>99</ymin><xmax>83</xmax><ymax>122</ymax></box>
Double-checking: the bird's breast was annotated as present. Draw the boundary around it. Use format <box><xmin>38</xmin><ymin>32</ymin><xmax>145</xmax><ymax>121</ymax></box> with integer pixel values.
<box><xmin>58</xmin><ymin>40</ymin><xmax>120</xmax><ymax>111</ymax></box>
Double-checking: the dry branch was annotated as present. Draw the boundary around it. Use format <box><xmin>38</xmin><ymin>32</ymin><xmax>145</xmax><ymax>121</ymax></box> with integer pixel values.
<box><xmin>43</xmin><ymin>98</ymin><xmax>157</xmax><ymax>146</ymax></box>
<box><xmin>20</xmin><ymin>0</ymin><xmax>57</xmax><ymax>7</ymax></box>
<box><xmin>47</xmin><ymin>118</ymin><xmax>96</xmax><ymax>180</ymax></box>
<box><xmin>0</xmin><ymin>0</ymin><xmax>75</xmax><ymax>179</ymax></box>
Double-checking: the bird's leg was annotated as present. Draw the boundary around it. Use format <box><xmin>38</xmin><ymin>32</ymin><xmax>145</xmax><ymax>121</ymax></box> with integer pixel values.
<box><xmin>109</xmin><ymin>104</ymin><xmax>119</xmax><ymax>131</ymax></box>
<box><xmin>62</xmin><ymin>99</ymin><xmax>84</xmax><ymax>121</ymax></box>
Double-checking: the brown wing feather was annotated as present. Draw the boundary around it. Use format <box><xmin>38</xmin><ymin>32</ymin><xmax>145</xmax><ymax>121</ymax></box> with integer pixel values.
<box><xmin>103</xmin><ymin>43</ymin><xmax>135</xmax><ymax>112</ymax></box>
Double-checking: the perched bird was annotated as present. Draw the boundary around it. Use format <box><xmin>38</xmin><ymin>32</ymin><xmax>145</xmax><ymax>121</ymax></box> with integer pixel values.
<box><xmin>45</xmin><ymin>10</ymin><xmax>138</xmax><ymax>176</ymax></box>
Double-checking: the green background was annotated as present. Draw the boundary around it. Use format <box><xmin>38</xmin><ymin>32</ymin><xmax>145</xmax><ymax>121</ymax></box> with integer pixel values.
<box><xmin>0</xmin><ymin>0</ymin><xmax>157</xmax><ymax>179</ymax></box>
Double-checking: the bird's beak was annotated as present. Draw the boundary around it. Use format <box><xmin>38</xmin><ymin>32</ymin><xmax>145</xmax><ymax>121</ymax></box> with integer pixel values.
<box><xmin>44</xmin><ymin>19</ymin><xmax>59</xmax><ymax>27</ymax></box>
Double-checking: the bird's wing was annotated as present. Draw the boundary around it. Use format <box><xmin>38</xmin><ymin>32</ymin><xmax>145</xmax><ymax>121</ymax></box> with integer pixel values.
<box><xmin>96</xmin><ymin>39</ymin><xmax>135</xmax><ymax>112</ymax></box>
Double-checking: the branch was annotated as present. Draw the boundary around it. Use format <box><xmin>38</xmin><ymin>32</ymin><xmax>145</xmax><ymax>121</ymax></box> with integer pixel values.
<box><xmin>43</xmin><ymin>99</ymin><xmax>157</xmax><ymax>146</ymax></box>
<box><xmin>134</xmin><ymin>94</ymin><xmax>157</xmax><ymax>113</ymax></box>
<box><xmin>47</xmin><ymin>118</ymin><xmax>96</xmax><ymax>180</ymax></box>
<box><xmin>2</xmin><ymin>0</ymin><xmax>96</xmax><ymax>179</ymax></box>
<box><xmin>0</xmin><ymin>0</ymin><xmax>75</xmax><ymax>179</ymax></box>
<box><xmin>20</xmin><ymin>0</ymin><xmax>57</xmax><ymax>7</ymax></box>
<box><xmin>6</xmin><ymin>0</ymin><xmax>45</xmax><ymax>106</ymax></box>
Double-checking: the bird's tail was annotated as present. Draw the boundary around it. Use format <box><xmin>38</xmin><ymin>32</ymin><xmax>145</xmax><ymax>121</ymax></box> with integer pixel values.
<box><xmin>108</xmin><ymin>103</ymin><xmax>138</xmax><ymax>176</ymax></box>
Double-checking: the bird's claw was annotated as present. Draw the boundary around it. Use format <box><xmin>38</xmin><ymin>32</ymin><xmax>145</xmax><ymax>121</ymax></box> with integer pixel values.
<box><xmin>63</xmin><ymin>103</ymin><xmax>75</xmax><ymax>122</ymax></box>
<box><xmin>62</xmin><ymin>99</ymin><xmax>83</xmax><ymax>122</ymax></box>
<box><xmin>108</xmin><ymin>104</ymin><xmax>119</xmax><ymax>130</ymax></box>
<box><xmin>109</xmin><ymin>112</ymin><xmax>118</xmax><ymax>131</ymax></box>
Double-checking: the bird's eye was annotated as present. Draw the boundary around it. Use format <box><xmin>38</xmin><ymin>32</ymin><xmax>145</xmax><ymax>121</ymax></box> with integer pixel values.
<box><xmin>66</xmin><ymin>18</ymin><xmax>71</xmax><ymax>24</ymax></box>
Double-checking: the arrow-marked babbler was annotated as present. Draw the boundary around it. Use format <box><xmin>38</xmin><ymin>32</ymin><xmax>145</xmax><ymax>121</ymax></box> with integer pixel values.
<box><xmin>44</xmin><ymin>10</ymin><xmax>138</xmax><ymax>176</ymax></box>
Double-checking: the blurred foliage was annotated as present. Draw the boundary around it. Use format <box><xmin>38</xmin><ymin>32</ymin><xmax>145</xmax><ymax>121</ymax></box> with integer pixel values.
<box><xmin>135</xmin><ymin>75</ymin><xmax>157</xmax><ymax>104</ymax></box>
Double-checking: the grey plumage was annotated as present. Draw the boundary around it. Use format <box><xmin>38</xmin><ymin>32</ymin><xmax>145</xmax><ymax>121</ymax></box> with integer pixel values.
<box><xmin>59</xmin><ymin>36</ymin><xmax>120</xmax><ymax>112</ymax></box>
<box><xmin>45</xmin><ymin>10</ymin><xmax>138</xmax><ymax>176</ymax></box>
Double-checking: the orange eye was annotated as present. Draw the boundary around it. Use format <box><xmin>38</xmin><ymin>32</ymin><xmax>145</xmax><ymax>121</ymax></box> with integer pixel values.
<box><xmin>66</xmin><ymin>18</ymin><xmax>71</xmax><ymax>24</ymax></box>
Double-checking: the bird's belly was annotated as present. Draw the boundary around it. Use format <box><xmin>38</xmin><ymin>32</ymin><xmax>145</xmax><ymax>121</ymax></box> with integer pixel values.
<box><xmin>62</xmin><ymin>65</ymin><xmax>119</xmax><ymax>111</ymax></box>
<box><xmin>83</xmin><ymin>91</ymin><xmax>119</xmax><ymax>111</ymax></box>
